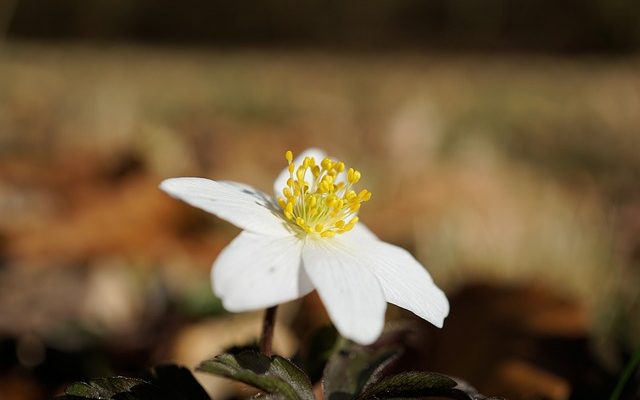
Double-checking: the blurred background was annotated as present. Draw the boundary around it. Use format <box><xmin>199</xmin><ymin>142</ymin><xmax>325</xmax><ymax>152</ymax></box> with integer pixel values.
<box><xmin>1</xmin><ymin>1</ymin><xmax>639</xmax><ymax>399</ymax></box>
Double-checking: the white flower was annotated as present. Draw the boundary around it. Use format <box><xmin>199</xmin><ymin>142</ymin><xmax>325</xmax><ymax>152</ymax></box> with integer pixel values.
<box><xmin>160</xmin><ymin>148</ymin><xmax>449</xmax><ymax>345</ymax></box>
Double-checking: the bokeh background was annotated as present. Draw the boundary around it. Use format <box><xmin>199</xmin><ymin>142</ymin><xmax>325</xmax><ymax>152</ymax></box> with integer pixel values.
<box><xmin>1</xmin><ymin>1</ymin><xmax>639</xmax><ymax>399</ymax></box>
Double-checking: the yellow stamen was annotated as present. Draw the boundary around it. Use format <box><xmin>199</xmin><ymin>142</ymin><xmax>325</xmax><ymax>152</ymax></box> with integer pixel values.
<box><xmin>276</xmin><ymin>150</ymin><xmax>371</xmax><ymax>238</ymax></box>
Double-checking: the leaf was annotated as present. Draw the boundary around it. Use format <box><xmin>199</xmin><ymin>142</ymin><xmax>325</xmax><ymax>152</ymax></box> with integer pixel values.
<box><xmin>323</xmin><ymin>343</ymin><xmax>402</xmax><ymax>400</ymax></box>
<box><xmin>57</xmin><ymin>364</ymin><xmax>209</xmax><ymax>400</ymax></box>
<box><xmin>59</xmin><ymin>377</ymin><xmax>148</xmax><ymax>399</ymax></box>
<box><xmin>356</xmin><ymin>372</ymin><xmax>456</xmax><ymax>399</ymax></box>
<box><xmin>356</xmin><ymin>372</ymin><xmax>504</xmax><ymax>400</ymax></box>
<box><xmin>197</xmin><ymin>351</ymin><xmax>314</xmax><ymax>400</ymax></box>
<box><xmin>268</xmin><ymin>356</ymin><xmax>316</xmax><ymax>400</ymax></box>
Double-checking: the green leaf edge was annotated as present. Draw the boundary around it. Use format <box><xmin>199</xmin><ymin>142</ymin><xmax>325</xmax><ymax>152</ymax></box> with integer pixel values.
<box><xmin>197</xmin><ymin>352</ymin><xmax>314</xmax><ymax>400</ymax></box>
<box><xmin>62</xmin><ymin>377</ymin><xmax>149</xmax><ymax>398</ymax></box>
<box><xmin>356</xmin><ymin>371</ymin><xmax>462</xmax><ymax>400</ymax></box>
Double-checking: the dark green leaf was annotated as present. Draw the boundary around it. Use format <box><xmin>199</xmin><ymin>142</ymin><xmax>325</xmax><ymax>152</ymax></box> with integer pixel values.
<box><xmin>323</xmin><ymin>343</ymin><xmax>402</xmax><ymax>400</ymax></box>
<box><xmin>356</xmin><ymin>372</ymin><xmax>503</xmax><ymax>400</ymax></box>
<box><xmin>269</xmin><ymin>356</ymin><xmax>316</xmax><ymax>400</ymax></box>
<box><xmin>356</xmin><ymin>372</ymin><xmax>456</xmax><ymax>399</ymax></box>
<box><xmin>58</xmin><ymin>377</ymin><xmax>153</xmax><ymax>400</ymax></box>
<box><xmin>198</xmin><ymin>351</ymin><xmax>314</xmax><ymax>400</ymax></box>
<box><xmin>57</xmin><ymin>365</ymin><xmax>209</xmax><ymax>400</ymax></box>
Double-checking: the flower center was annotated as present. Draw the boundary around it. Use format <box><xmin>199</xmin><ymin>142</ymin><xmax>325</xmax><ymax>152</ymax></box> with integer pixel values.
<box><xmin>277</xmin><ymin>150</ymin><xmax>372</xmax><ymax>238</ymax></box>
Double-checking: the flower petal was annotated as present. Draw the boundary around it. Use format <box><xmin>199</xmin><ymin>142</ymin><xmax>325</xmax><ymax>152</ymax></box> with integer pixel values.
<box><xmin>273</xmin><ymin>148</ymin><xmax>327</xmax><ymax>199</ymax></box>
<box><xmin>358</xmin><ymin>239</ymin><xmax>449</xmax><ymax>328</ymax></box>
<box><xmin>341</xmin><ymin>222</ymin><xmax>379</xmax><ymax>242</ymax></box>
<box><xmin>212</xmin><ymin>231</ymin><xmax>313</xmax><ymax>311</ymax></box>
<box><xmin>160</xmin><ymin>177</ymin><xmax>291</xmax><ymax>236</ymax></box>
<box><xmin>302</xmin><ymin>237</ymin><xmax>386</xmax><ymax>345</ymax></box>
<box><xmin>338</xmin><ymin>221</ymin><xmax>449</xmax><ymax>326</ymax></box>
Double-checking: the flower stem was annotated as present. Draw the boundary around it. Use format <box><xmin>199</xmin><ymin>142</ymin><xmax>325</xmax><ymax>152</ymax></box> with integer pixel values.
<box><xmin>259</xmin><ymin>306</ymin><xmax>278</xmax><ymax>356</ymax></box>
<box><xmin>609</xmin><ymin>345</ymin><xmax>640</xmax><ymax>400</ymax></box>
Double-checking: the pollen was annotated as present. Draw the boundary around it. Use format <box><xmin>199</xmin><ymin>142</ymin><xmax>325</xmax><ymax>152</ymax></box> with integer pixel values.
<box><xmin>279</xmin><ymin>150</ymin><xmax>372</xmax><ymax>237</ymax></box>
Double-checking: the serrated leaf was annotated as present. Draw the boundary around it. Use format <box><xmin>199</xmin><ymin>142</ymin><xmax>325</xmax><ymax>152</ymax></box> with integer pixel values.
<box><xmin>356</xmin><ymin>372</ymin><xmax>456</xmax><ymax>399</ymax></box>
<box><xmin>269</xmin><ymin>356</ymin><xmax>316</xmax><ymax>400</ymax></box>
<box><xmin>58</xmin><ymin>377</ymin><xmax>150</xmax><ymax>399</ymax></box>
<box><xmin>57</xmin><ymin>365</ymin><xmax>209</xmax><ymax>400</ymax></box>
<box><xmin>198</xmin><ymin>351</ymin><xmax>314</xmax><ymax>400</ymax></box>
<box><xmin>356</xmin><ymin>372</ymin><xmax>503</xmax><ymax>400</ymax></box>
<box><xmin>323</xmin><ymin>343</ymin><xmax>402</xmax><ymax>400</ymax></box>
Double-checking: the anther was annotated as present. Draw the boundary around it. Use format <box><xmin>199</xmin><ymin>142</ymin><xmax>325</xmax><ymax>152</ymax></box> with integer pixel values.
<box><xmin>278</xmin><ymin>152</ymin><xmax>369</xmax><ymax>238</ymax></box>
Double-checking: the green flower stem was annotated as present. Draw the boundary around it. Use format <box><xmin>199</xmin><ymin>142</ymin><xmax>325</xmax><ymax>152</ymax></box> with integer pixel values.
<box><xmin>609</xmin><ymin>345</ymin><xmax>640</xmax><ymax>400</ymax></box>
<box><xmin>260</xmin><ymin>306</ymin><xmax>278</xmax><ymax>356</ymax></box>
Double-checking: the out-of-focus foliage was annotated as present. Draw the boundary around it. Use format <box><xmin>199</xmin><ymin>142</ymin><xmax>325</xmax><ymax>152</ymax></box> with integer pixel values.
<box><xmin>6</xmin><ymin>0</ymin><xmax>640</xmax><ymax>52</ymax></box>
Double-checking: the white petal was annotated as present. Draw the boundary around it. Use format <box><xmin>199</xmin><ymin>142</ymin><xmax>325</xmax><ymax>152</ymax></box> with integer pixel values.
<box><xmin>359</xmin><ymin>239</ymin><xmax>450</xmax><ymax>328</ymax></box>
<box><xmin>341</xmin><ymin>222</ymin><xmax>379</xmax><ymax>242</ymax></box>
<box><xmin>273</xmin><ymin>148</ymin><xmax>327</xmax><ymax>199</ymax></box>
<box><xmin>160</xmin><ymin>177</ymin><xmax>291</xmax><ymax>236</ymax></box>
<box><xmin>212</xmin><ymin>231</ymin><xmax>313</xmax><ymax>311</ymax></box>
<box><xmin>302</xmin><ymin>237</ymin><xmax>386</xmax><ymax>345</ymax></box>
